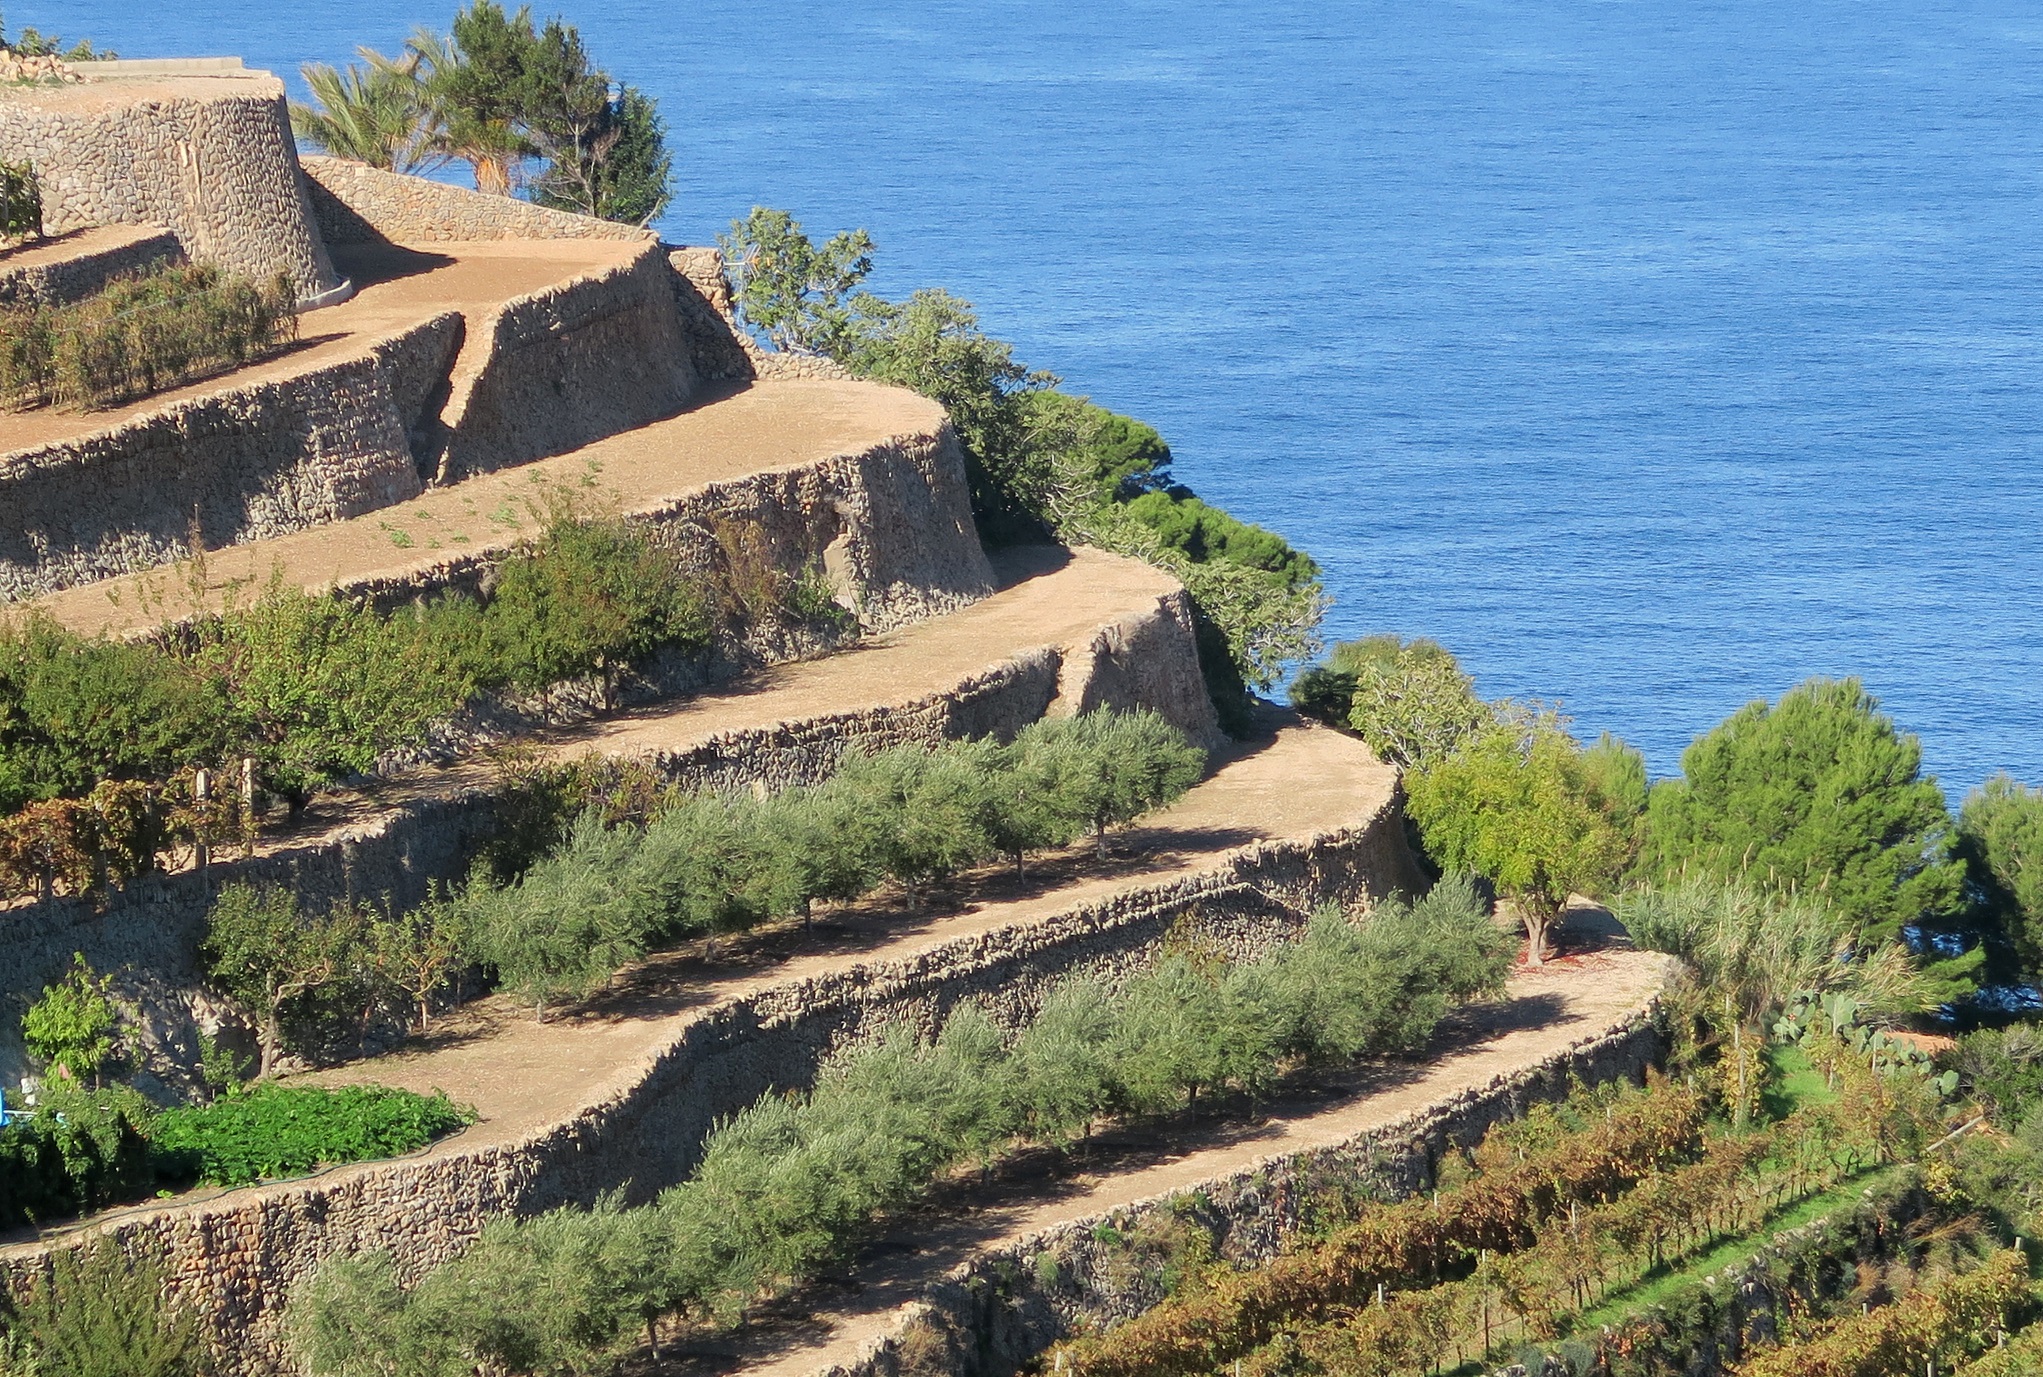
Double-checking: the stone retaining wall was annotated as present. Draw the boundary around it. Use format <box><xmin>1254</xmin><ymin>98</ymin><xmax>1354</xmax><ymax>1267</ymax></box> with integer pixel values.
<box><xmin>853</xmin><ymin>989</ymin><xmax>1671</xmax><ymax>1377</ymax></box>
<box><xmin>0</xmin><ymin>226</ymin><xmax>183</xmax><ymax>305</ymax></box>
<box><xmin>0</xmin><ymin>313</ymin><xmax>462</xmax><ymax>600</ymax></box>
<box><xmin>0</xmin><ymin>418</ymin><xmax>1005</xmax><ymax>1060</ymax></box>
<box><xmin>0</xmin><ymin>789</ymin><xmax>1425</xmax><ymax>1375</ymax></box>
<box><xmin>300</xmin><ymin>155</ymin><xmax>653</xmax><ymax>246</ymax></box>
<box><xmin>0</xmin><ymin>74</ymin><xmax>341</xmax><ymax>298</ymax></box>
<box><xmin>427</xmin><ymin>241</ymin><xmax>700</xmax><ymax>480</ymax></box>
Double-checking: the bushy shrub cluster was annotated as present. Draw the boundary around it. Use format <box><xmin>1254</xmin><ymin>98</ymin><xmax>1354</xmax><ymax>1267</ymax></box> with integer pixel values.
<box><xmin>287</xmin><ymin>885</ymin><xmax>1511</xmax><ymax>1375</ymax></box>
<box><xmin>718</xmin><ymin>210</ymin><xmax>1325</xmax><ymax>720</ymax></box>
<box><xmin>456</xmin><ymin>709</ymin><xmax>1207</xmax><ymax>1017</ymax></box>
<box><xmin>0</xmin><ymin>263</ymin><xmax>298</xmax><ymax>412</ymax></box>
<box><xmin>150</xmin><ymin>1084</ymin><xmax>473</xmax><ymax>1187</ymax></box>
<box><xmin>0</xmin><ymin>1078</ymin><xmax>472</xmax><ymax>1229</ymax></box>
<box><xmin>0</xmin><ymin>507</ymin><xmax>826</xmax><ymax>901</ymax></box>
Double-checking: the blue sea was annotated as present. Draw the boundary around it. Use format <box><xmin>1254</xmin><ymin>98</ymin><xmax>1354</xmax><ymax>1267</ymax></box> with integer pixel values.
<box><xmin>43</xmin><ymin>0</ymin><xmax>2043</xmax><ymax>795</ymax></box>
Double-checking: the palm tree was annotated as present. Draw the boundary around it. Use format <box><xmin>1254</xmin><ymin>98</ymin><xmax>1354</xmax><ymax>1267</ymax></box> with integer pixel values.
<box><xmin>406</xmin><ymin>22</ymin><xmax>534</xmax><ymax>197</ymax></box>
<box><xmin>290</xmin><ymin>49</ymin><xmax>443</xmax><ymax>174</ymax></box>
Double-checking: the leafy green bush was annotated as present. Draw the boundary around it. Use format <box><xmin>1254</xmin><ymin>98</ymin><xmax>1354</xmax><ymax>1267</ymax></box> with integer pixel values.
<box><xmin>1958</xmin><ymin>772</ymin><xmax>2043</xmax><ymax>976</ymax></box>
<box><xmin>287</xmin><ymin>883</ymin><xmax>1509</xmax><ymax>1373</ymax></box>
<box><xmin>151</xmin><ymin>1084</ymin><xmax>473</xmax><ymax>1187</ymax></box>
<box><xmin>0</xmin><ymin>159</ymin><xmax>39</xmax><ymax>242</ymax></box>
<box><xmin>22</xmin><ymin>954</ymin><xmax>119</xmax><ymax>1084</ymax></box>
<box><xmin>0</xmin><ymin>1081</ymin><xmax>155</xmax><ymax>1229</ymax></box>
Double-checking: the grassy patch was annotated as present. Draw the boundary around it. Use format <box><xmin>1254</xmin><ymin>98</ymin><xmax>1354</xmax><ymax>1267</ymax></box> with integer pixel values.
<box><xmin>1564</xmin><ymin>1165</ymin><xmax>1898</xmax><ymax>1334</ymax></box>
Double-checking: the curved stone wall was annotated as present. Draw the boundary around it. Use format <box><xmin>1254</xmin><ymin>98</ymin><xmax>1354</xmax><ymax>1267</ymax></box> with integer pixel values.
<box><xmin>300</xmin><ymin>155</ymin><xmax>652</xmax><ymax>246</ymax></box>
<box><xmin>0</xmin><ymin>314</ymin><xmax>460</xmax><ymax>601</ymax></box>
<box><xmin>0</xmin><ymin>797</ymin><xmax>1424</xmax><ymax>1375</ymax></box>
<box><xmin>0</xmin><ymin>71</ymin><xmax>340</xmax><ymax>299</ymax></box>
<box><xmin>427</xmin><ymin>243</ymin><xmax>700</xmax><ymax>480</ymax></box>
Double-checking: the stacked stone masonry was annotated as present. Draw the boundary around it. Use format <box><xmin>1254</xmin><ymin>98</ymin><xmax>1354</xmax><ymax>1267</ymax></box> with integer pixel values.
<box><xmin>0</xmin><ymin>226</ymin><xmax>184</xmax><ymax>306</ymax></box>
<box><xmin>0</xmin><ymin>71</ymin><xmax>341</xmax><ymax>298</ymax></box>
<box><xmin>301</xmin><ymin>155</ymin><xmax>654</xmax><ymax>246</ymax></box>
<box><xmin>0</xmin><ymin>791</ymin><xmax>1426</xmax><ymax>1374</ymax></box>
<box><xmin>0</xmin><ymin>313</ymin><xmax>462</xmax><ymax>600</ymax></box>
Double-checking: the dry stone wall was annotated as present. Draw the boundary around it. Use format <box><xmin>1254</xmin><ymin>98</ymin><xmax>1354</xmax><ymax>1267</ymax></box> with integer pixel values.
<box><xmin>0</xmin><ymin>226</ymin><xmax>183</xmax><ymax>306</ymax></box>
<box><xmin>0</xmin><ymin>313</ymin><xmax>461</xmax><ymax>600</ymax></box>
<box><xmin>0</xmin><ymin>72</ymin><xmax>341</xmax><ymax>298</ymax></box>
<box><xmin>428</xmin><ymin>242</ymin><xmax>700</xmax><ymax>480</ymax></box>
<box><xmin>851</xmin><ymin>992</ymin><xmax>1670</xmax><ymax>1377</ymax></box>
<box><xmin>300</xmin><ymin>156</ymin><xmax>653</xmax><ymax>246</ymax></box>
<box><xmin>0</xmin><ymin>794</ymin><xmax>1426</xmax><ymax>1376</ymax></box>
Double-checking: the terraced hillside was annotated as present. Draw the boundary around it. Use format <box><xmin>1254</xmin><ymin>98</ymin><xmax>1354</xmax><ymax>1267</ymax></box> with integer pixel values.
<box><xmin>0</xmin><ymin>122</ymin><xmax>1677</xmax><ymax>1377</ymax></box>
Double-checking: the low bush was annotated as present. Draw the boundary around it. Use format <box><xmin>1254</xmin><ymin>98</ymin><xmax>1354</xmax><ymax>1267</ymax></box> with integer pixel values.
<box><xmin>0</xmin><ymin>262</ymin><xmax>299</xmax><ymax>412</ymax></box>
<box><xmin>287</xmin><ymin>885</ymin><xmax>1513</xmax><ymax>1373</ymax></box>
<box><xmin>151</xmin><ymin>1084</ymin><xmax>474</xmax><ymax>1187</ymax></box>
<box><xmin>0</xmin><ymin>1078</ymin><xmax>470</xmax><ymax>1229</ymax></box>
<box><xmin>0</xmin><ymin>159</ymin><xmax>38</xmax><ymax>243</ymax></box>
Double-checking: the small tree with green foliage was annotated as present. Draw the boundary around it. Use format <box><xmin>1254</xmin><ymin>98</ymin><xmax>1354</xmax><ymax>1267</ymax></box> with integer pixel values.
<box><xmin>370</xmin><ymin>898</ymin><xmax>466</xmax><ymax>1035</ymax></box>
<box><xmin>1959</xmin><ymin>771</ymin><xmax>2043</xmax><ymax>977</ymax></box>
<box><xmin>1024</xmin><ymin>710</ymin><xmax>1207</xmax><ymax>859</ymax></box>
<box><xmin>22</xmin><ymin>953</ymin><xmax>118</xmax><ymax>1086</ymax></box>
<box><xmin>202</xmin><ymin>884</ymin><xmax>370</xmax><ymax>1078</ymax></box>
<box><xmin>719</xmin><ymin>207</ymin><xmax>876</xmax><ymax>356</ymax></box>
<box><xmin>1641</xmin><ymin>677</ymin><xmax>1964</xmax><ymax>951</ymax></box>
<box><xmin>1406</xmin><ymin>718</ymin><xmax>1628</xmax><ymax>964</ymax></box>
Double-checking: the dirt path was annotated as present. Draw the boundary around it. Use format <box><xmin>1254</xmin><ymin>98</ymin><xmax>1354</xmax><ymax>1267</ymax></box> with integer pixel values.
<box><xmin>671</xmin><ymin>946</ymin><xmax>1677</xmax><ymax>1377</ymax></box>
<box><xmin>0</xmin><ymin>239</ymin><xmax>644</xmax><ymax>457</ymax></box>
<box><xmin>35</xmin><ymin>378</ymin><xmax>941</xmax><ymax>638</ymax></box>
<box><xmin>304</xmin><ymin>719</ymin><xmax>1397</xmax><ymax>1147</ymax></box>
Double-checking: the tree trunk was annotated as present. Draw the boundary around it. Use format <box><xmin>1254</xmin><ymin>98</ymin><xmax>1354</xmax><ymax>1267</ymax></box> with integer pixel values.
<box><xmin>260</xmin><ymin>1010</ymin><xmax>281</xmax><ymax>1080</ymax></box>
<box><xmin>1094</xmin><ymin>826</ymin><xmax>1111</xmax><ymax>862</ymax></box>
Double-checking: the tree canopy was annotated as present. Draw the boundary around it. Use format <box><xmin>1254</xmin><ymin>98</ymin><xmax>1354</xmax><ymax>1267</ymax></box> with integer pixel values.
<box><xmin>1640</xmin><ymin>677</ymin><xmax>1963</xmax><ymax>949</ymax></box>
<box><xmin>1405</xmin><ymin>715</ymin><xmax>1630</xmax><ymax>964</ymax></box>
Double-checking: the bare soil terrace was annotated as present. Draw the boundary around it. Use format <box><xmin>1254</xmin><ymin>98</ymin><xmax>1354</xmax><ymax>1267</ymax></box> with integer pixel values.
<box><xmin>32</xmin><ymin>376</ymin><xmax>943</xmax><ymax>638</ymax></box>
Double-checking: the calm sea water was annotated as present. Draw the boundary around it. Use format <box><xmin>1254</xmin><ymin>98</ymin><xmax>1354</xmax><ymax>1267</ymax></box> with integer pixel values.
<box><xmin>40</xmin><ymin>0</ymin><xmax>2043</xmax><ymax>795</ymax></box>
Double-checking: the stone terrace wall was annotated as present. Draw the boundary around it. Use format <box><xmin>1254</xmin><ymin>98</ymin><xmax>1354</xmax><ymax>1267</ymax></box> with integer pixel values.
<box><xmin>428</xmin><ymin>242</ymin><xmax>700</xmax><ymax>480</ymax></box>
<box><xmin>0</xmin><ymin>313</ymin><xmax>462</xmax><ymax>600</ymax></box>
<box><xmin>300</xmin><ymin>155</ymin><xmax>653</xmax><ymax>246</ymax></box>
<box><xmin>856</xmin><ymin>989</ymin><xmax>1671</xmax><ymax>1377</ymax></box>
<box><xmin>0</xmin><ymin>795</ymin><xmax>1425</xmax><ymax>1376</ymax></box>
<box><xmin>0</xmin><ymin>578</ymin><xmax>1210</xmax><ymax>1077</ymax></box>
<box><xmin>0</xmin><ymin>73</ymin><xmax>341</xmax><ymax>299</ymax></box>
<box><xmin>0</xmin><ymin>226</ymin><xmax>183</xmax><ymax>306</ymax></box>
<box><xmin>0</xmin><ymin>422</ymin><xmax>1004</xmax><ymax>1061</ymax></box>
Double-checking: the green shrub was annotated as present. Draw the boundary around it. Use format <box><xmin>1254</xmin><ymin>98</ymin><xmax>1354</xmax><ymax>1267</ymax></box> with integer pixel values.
<box><xmin>22</xmin><ymin>954</ymin><xmax>119</xmax><ymax>1084</ymax></box>
<box><xmin>0</xmin><ymin>160</ymin><xmax>39</xmax><ymax>242</ymax></box>
<box><xmin>151</xmin><ymin>1084</ymin><xmax>473</xmax><ymax>1187</ymax></box>
<box><xmin>0</xmin><ymin>1237</ymin><xmax>201</xmax><ymax>1377</ymax></box>
<box><xmin>0</xmin><ymin>1081</ymin><xmax>155</xmax><ymax>1229</ymax></box>
<box><xmin>1958</xmin><ymin>772</ymin><xmax>2043</xmax><ymax>976</ymax></box>
<box><xmin>201</xmin><ymin>884</ymin><xmax>375</xmax><ymax>1078</ymax></box>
